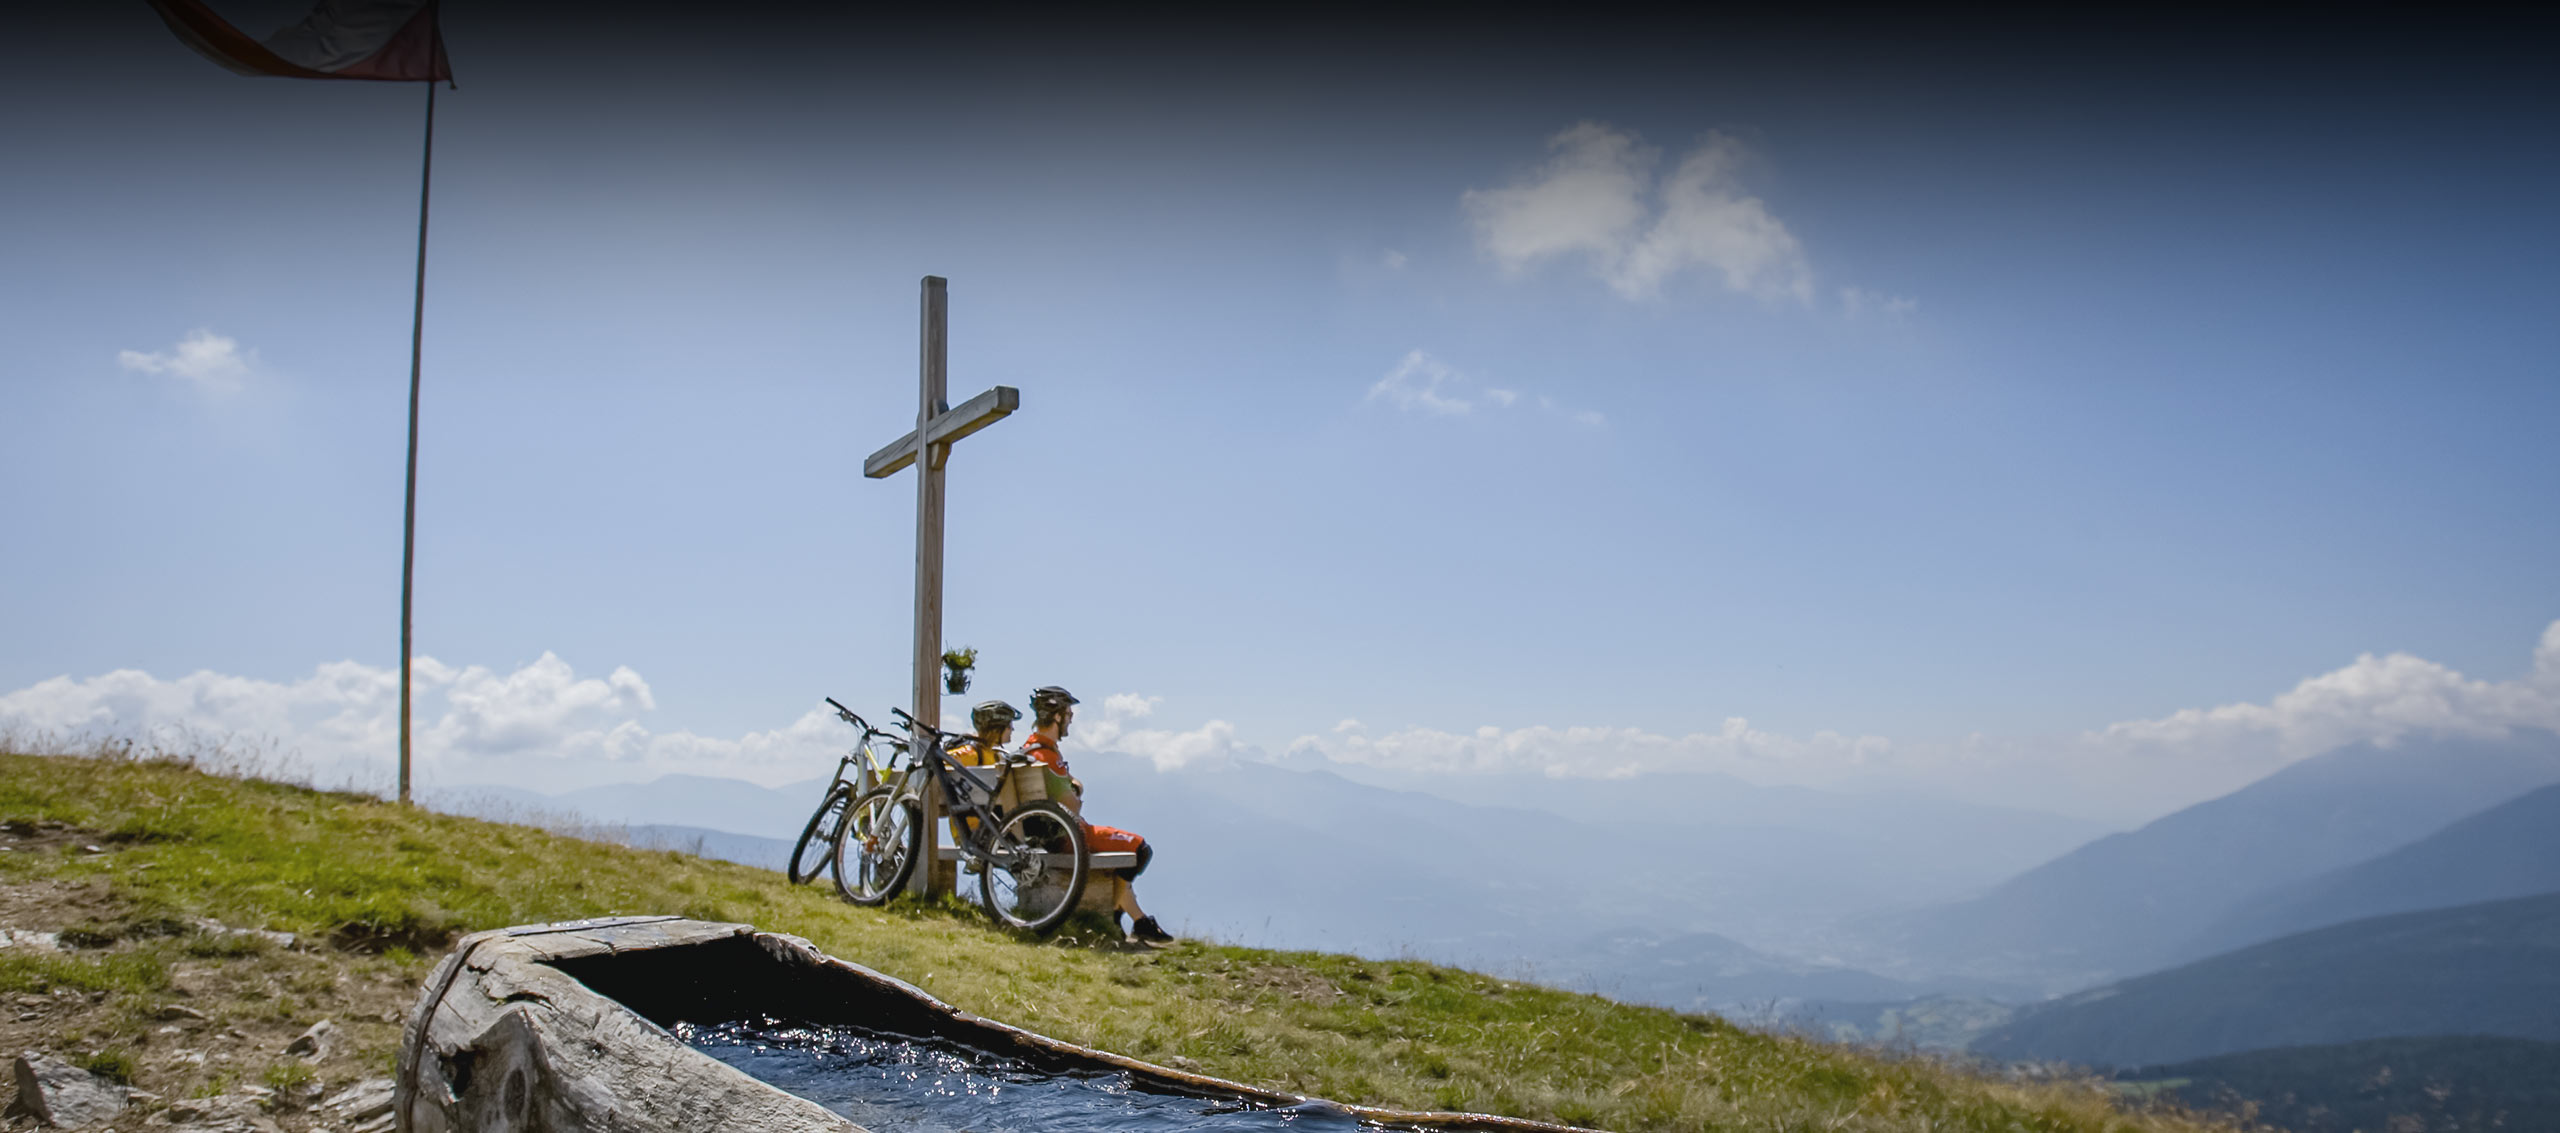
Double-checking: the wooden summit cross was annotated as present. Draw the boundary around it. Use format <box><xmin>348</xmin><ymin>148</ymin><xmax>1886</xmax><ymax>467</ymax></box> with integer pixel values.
<box><xmin>864</xmin><ymin>276</ymin><xmax>1018</xmax><ymax>897</ymax></box>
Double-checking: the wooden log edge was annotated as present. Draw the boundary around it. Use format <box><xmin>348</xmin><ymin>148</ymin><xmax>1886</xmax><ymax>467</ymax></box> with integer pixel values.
<box><xmin>397</xmin><ymin>916</ymin><xmax>1611</xmax><ymax>1133</ymax></box>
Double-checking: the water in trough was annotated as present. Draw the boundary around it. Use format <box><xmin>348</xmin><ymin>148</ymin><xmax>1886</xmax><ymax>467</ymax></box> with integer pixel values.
<box><xmin>680</xmin><ymin>1018</ymin><xmax>1373</xmax><ymax>1133</ymax></box>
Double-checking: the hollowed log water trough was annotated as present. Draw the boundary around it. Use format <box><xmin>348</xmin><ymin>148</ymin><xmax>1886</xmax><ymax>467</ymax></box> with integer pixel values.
<box><xmin>396</xmin><ymin>916</ymin><xmax>1603</xmax><ymax>1133</ymax></box>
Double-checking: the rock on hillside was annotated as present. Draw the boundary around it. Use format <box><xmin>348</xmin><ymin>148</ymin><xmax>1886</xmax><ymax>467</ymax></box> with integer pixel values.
<box><xmin>9</xmin><ymin>1050</ymin><xmax>133</xmax><ymax>1127</ymax></box>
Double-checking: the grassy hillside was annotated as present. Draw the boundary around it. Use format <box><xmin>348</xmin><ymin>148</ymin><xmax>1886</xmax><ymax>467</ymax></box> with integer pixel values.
<box><xmin>2117</xmin><ymin>1036</ymin><xmax>2560</xmax><ymax>1133</ymax></box>
<box><xmin>0</xmin><ymin>747</ymin><xmax>2229</xmax><ymax>1133</ymax></box>
<box><xmin>1972</xmin><ymin>892</ymin><xmax>2560</xmax><ymax>1068</ymax></box>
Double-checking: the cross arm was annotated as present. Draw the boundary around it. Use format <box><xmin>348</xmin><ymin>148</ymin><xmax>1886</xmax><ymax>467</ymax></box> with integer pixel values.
<box><xmin>863</xmin><ymin>385</ymin><xmax>1021</xmax><ymax>478</ymax></box>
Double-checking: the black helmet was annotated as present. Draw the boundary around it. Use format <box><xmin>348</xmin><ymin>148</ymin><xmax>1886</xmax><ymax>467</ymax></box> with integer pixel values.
<box><xmin>970</xmin><ymin>700</ymin><xmax>1022</xmax><ymax>734</ymax></box>
<box><xmin>1028</xmin><ymin>686</ymin><xmax>1079</xmax><ymax>722</ymax></box>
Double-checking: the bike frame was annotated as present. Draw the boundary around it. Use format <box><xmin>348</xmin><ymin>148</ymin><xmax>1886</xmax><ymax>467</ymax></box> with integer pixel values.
<box><xmin>790</xmin><ymin>699</ymin><xmax>916</xmax><ymax>886</ymax></box>
<box><xmin>888</xmin><ymin>707</ymin><xmax>1028</xmax><ymax>867</ymax></box>
<box><xmin>842</xmin><ymin>706</ymin><xmax>1087</xmax><ymax>932</ymax></box>
<box><xmin>825</xmin><ymin>698</ymin><xmax>907</xmax><ymax>796</ymax></box>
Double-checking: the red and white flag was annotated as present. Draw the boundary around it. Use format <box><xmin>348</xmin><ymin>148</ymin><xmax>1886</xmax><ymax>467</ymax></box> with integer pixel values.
<box><xmin>148</xmin><ymin>0</ymin><xmax>452</xmax><ymax>83</ymax></box>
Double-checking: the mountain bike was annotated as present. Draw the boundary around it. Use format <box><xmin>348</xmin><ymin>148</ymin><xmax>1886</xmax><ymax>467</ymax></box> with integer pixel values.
<box><xmin>790</xmin><ymin>698</ymin><xmax>906</xmax><ymax>891</ymax></box>
<box><xmin>831</xmin><ymin>706</ymin><xmax>1089</xmax><ymax>935</ymax></box>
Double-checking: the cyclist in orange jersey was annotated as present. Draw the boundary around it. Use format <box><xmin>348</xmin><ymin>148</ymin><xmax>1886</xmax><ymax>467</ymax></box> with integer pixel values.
<box><xmin>1027</xmin><ymin>685</ymin><xmax>1171</xmax><ymax>945</ymax></box>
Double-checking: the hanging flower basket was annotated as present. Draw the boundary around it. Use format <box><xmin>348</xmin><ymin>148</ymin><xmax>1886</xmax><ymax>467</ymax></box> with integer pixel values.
<box><xmin>941</xmin><ymin>647</ymin><xmax>977</xmax><ymax>696</ymax></box>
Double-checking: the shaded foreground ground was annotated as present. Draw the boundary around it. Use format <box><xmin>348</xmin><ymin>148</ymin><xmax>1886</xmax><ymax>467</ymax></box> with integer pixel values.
<box><xmin>0</xmin><ymin>748</ymin><xmax>2232</xmax><ymax>1133</ymax></box>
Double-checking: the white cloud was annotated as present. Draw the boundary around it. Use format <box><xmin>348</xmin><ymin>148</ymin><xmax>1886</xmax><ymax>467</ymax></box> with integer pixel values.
<box><xmin>1102</xmin><ymin>692</ymin><xmax>1160</xmax><ymax>720</ymax></box>
<box><xmin>1465</xmin><ymin>122</ymin><xmax>1654</xmax><ymax>275</ymax></box>
<box><xmin>1840</xmin><ymin>287</ymin><xmax>1919</xmax><ymax>319</ymax></box>
<box><xmin>1464</xmin><ymin>123</ymin><xmax>1813</xmax><ymax>302</ymax></box>
<box><xmin>1369</xmin><ymin>350</ymin><xmax>1474</xmax><ymax>414</ymax></box>
<box><xmin>118</xmin><ymin>329</ymin><xmax>255</xmax><ymax>393</ymax></box>
<box><xmin>434</xmin><ymin>653</ymin><xmax>655</xmax><ymax>755</ymax></box>
<box><xmin>1096</xmin><ymin>719</ymin><xmax>1243</xmax><ymax>773</ymax></box>
<box><xmin>0</xmin><ymin>652</ymin><xmax>840</xmax><ymax>794</ymax></box>
<box><xmin>11</xmin><ymin>622</ymin><xmax>2556</xmax><ymax>821</ymax></box>
<box><xmin>1068</xmin><ymin>692</ymin><xmax>1242</xmax><ymax>772</ymax></box>
<box><xmin>1383</xmin><ymin>249</ymin><xmax>1409</xmax><ymax>270</ymax></box>
<box><xmin>1366</xmin><ymin>350</ymin><xmax>1602</xmax><ymax>426</ymax></box>
<box><xmin>2085</xmin><ymin>623</ymin><xmax>2560</xmax><ymax>761</ymax></box>
<box><xmin>1284</xmin><ymin>620</ymin><xmax>2560</xmax><ymax>821</ymax></box>
<box><xmin>1620</xmin><ymin>137</ymin><xmax>1813</xmax><ymax>301</ymax></box>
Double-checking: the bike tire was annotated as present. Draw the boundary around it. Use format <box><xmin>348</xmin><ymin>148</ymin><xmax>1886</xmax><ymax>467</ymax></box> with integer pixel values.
<box><xmin>977</xmin><ymin>799</ymin><xmax>1089</xmax><ymax>936</ymax></box>
<box><xmin>787</xmin><ymin>783</ymin><xmax>854</xmax><ymax>886</ymax></box>
<box><xmin>833</xmin><ymin>786</ymin><xmax>922</xmax><ymax>905</ymax></box>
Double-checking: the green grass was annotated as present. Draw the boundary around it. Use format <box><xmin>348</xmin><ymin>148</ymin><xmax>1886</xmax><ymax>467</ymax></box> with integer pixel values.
<box><xmin>2117</xmin><ymin>1036</ymin><xmax>2560</xmax><ymax>1132</ymax></box>
<box><xmin>260</xmin><ymin>1060</ymin><xmax>317</xmax><ymax>1093</ymax></box>
<box><xmin>0</xmin><ymin>948</ymin><xmax>173</xmax><ymax>996</ymax></box>
<box><xmin>76</xmin><ymin>1047</ymin><xmax>140</xmax><ymax>1085</ymax></box>
<box><xmin>0</xmin><ymin>746</ymin><xmax>2235</xmax><ymax>1133</ymax></box>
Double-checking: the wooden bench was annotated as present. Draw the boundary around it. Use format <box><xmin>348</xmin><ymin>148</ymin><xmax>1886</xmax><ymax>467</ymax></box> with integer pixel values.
<box><xmin>933</xmin><ymin>847</ymin><xmax>1140</xmax><ymax>871</ymax></box>
<box><xmin>934</xmin><ymin>764</ymin><xmax>1141</xmax><ymax>872</ymax></box>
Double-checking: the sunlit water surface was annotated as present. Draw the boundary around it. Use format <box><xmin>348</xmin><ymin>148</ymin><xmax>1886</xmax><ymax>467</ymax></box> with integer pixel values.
<box><xmin>678</xmin><ymin>1019</ymin><xmax>1372</xmax><ymax>1133</ymax></box>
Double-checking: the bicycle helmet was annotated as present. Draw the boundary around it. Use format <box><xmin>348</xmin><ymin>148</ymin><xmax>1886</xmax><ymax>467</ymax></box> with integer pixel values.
<box><xmin>1028</xmin><ymin>685</ymin><xmax>1080</xmax><ymax>726</ymax></box>
<box><xmin>970</xmin><ymin>699</ymin><xmax>1022</xmax><ymax>734</ymax></box>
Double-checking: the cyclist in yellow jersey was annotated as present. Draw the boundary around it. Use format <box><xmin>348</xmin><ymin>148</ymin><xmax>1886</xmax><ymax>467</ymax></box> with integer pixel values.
<box><xmin>952</xmin><ymin>700</ymin><xmax>1016</xmax><ymax>766</ymax></box>
<box><xmin>947</xmin><ymin>700</ymin><xmax>1019</xmax><ymax>844</ymax></box>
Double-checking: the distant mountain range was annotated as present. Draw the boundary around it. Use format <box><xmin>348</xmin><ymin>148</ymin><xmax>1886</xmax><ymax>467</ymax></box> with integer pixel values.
<box><xmin>1969</xmin><ymin>891</ymin><xmax>2560</xmax><ymax>1068</ymax></box>
<box><xmin>2176</xmin><ymin>780</ymin><xmax>2560</xmax><ymax>963</ymax></box>
<box><xmin>619</xmin><ymin>824</ymin><xmax>795</xmax><ymax>874</ymax></box>
<box><xmin>1316</xmin><ymin>766</ymin><xmax>2111</xmax><ymax>924</ymax></box>
<box><xmin>431</xmin><ymin>775</ymin><xmax>826</xmax><ymax>842</ymax></box>
<box><xmin>1849</xmin><ymin>730</ymin><xmax>2560</xmax><ymax>991</ymax></box>
<box><xmin>433</xmin><ymin>748</ymin><xmax>2108</xmax><ymax>996</ymax></box>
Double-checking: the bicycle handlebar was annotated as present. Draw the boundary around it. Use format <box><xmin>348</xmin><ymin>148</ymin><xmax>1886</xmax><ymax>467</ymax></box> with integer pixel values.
<box><xmin>824</xmin><ymin>697</ymin><xmax>874</xmax><ymax>732</ymax></box>
<box><xmin>888</xmin><ymin>706</ymin><xmax>965</xmax><ymax>749</ymax></box>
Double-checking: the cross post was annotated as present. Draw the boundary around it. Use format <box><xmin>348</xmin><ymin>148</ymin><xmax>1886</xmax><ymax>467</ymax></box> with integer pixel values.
<box><xmin>864</xmin><ymin>276</ymin><xmax>1018</xmax><ymax>898</ymax></box>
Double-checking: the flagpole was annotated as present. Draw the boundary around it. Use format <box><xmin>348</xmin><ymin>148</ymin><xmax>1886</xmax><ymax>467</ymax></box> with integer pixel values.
<box><xmin>398</xmin><ymin>80</ymin><xmax>437</xmax><ymax>806</ymax></box>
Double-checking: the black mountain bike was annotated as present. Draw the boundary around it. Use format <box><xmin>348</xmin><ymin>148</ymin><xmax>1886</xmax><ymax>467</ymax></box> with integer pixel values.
<box><xmin>790</xmin><ymin>698</ymin><xmax>906</xmax><ymax>890</ymax></box>
<box><xmin>832</xmin><ymin>706</ymin><xmax>1089</xmax><ymax>935</ymax></box>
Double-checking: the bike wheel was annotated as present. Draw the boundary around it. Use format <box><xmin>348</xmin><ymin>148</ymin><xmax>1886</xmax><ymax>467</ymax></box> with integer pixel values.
<box><xmin>787</xmin><ymin>784</ymin><xmax>854</xmax><ymax>885</ymax></box>
<box><xmin>833</xmin><ymin>787</ymin><xmax>922</xmax><ymax>905</ymax></box>
<box><xmin>977</xmin><ymin>800</ymin><xmax>1088</xmax><ymax>936</ymax></box>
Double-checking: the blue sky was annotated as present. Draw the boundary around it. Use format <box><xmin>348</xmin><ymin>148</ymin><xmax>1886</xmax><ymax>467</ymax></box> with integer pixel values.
<box><xmin>5</xmin><ymin>6</ymin><xmax>2557</xmax><ymax>821</ymax></box>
